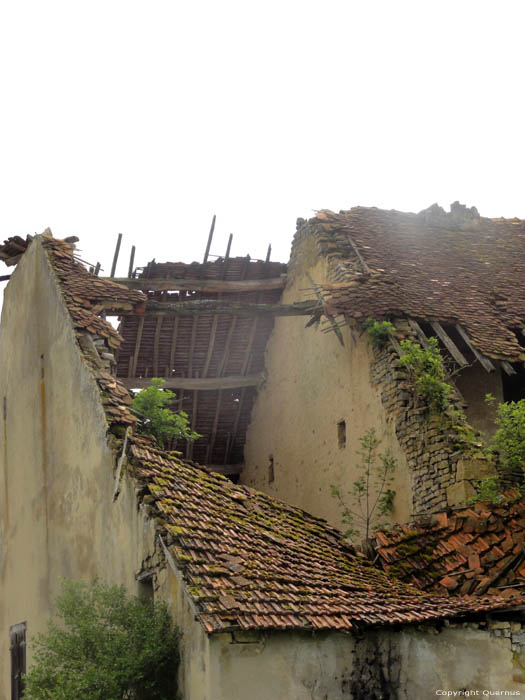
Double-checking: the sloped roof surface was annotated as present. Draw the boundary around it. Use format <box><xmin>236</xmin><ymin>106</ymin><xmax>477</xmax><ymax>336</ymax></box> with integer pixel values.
<box><xmin>375</xmin><ymin>493</ymin><xmax>525</xmax><ymax>599</ymax></box>
<box><xmin>131</xmin><ymin>435</ymin><xmax>516</xmax><ymax>633</ymax></box>
<box><xmin>309</xmin><ymin>205</ymin><xmax>525</xmax><ymax>361</ymax></box>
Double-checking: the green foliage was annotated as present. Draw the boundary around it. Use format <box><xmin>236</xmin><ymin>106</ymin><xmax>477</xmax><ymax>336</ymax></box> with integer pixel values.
<box><xmin>132</xmin><ymin>377</ymin><xmax>200</xmax><ymax>448</ymax></box>
<box><xmin>23</xmin><ymin>579</ymin><xmax>180</xmax><ymax>700</ymax></box>
<box><xmin>363</xmin><ymin>318</ymin><xmax>395</xmax><ymax>349</ymax></box>
<box><xmin>399</xmin><ymin>337</ymin><xmax>450</xmax><ymax>412</ymax></box>
<box><xmin>490</xmin><ymin>398</ymin><xmax>525</xmax><ymax>472</ymax></box>
<box><xmin>330</xmin><ymin>428</ymin><xmax>396</xmax><ymax>541</ymax></box>
<box><xmin>468</xmin><ymin>476</ymin><xmax>505</xmax><ymax>505</ymax></box>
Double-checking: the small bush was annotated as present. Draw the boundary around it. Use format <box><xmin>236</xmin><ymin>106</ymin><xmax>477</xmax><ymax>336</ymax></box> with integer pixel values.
<box><xmin>23</xmin><ymin>579</ymin><xmax>180</xmax><ymax>700</ymax></box>
<box><xmin>399</xmin><ymin>337</ymin><xmax>450</xmax><ymax>412</ymax></box>
<box><xmin>491</xmin><ymin>399</ymin><xmax>525</xmax><ymax>472</ymax></box>
<box><xmin>363</xmin><ymin>318</ymin><xmax>394</xmax><ymax>349</ymax></box>
<box><xmin>132</xmin><ymin>377</ymin><xmax>200</xmax><ymax>448</ymax></box>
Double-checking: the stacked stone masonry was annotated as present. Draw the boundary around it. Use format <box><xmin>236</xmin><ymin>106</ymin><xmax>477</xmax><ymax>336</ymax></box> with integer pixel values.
<box><xmin>369</xmin><ymin>321</ymin><xmax>486</xmax><ymax>515</ymax></box>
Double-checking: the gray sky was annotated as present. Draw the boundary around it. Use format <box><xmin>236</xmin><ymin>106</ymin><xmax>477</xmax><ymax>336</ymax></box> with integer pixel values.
<box><xmin>1</xmin><ymin>0</ymin><xmax>524</xmax><ymax>274</ymax></box>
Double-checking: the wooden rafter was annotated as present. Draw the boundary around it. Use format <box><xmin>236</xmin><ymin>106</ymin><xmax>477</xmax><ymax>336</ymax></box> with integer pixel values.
<box><xmin>130</xmin><ymin>316</ymin><xmax>145</xmax><ymax>378</ymax></box>
<box><xmin>153</xmin><ymin>316</ymin><xmax>163</xmax><ymax>377</ymax></box>
<box><xmin>455</xmin><ymin>325</ymin><xmax>496</xmax><ymax>373</ymax></box>
<box><xmin>430</xmin><ymin>321</ymin><xmax>468</xmax><ymax>367</ymax></box>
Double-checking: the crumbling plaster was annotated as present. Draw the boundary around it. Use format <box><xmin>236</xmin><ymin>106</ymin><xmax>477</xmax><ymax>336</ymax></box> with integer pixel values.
<box><xmin>242</xmin><ymin>234</ymin><xmax>413</xmax><ymax>533</ymax></box>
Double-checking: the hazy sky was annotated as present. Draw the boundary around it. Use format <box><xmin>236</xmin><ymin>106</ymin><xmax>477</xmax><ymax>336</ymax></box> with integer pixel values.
<box><xmin>1</xmin><ymin>1</ymin><xmax>524</xmax><ymax>275</ymax></box>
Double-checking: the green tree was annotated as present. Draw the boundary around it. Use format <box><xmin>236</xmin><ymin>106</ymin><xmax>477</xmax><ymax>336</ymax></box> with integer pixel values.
<box><xmin>132</xmin><ymin>377</ymin><xmax>200</xmax><ymax>448</ymax></box>
<box><xmin>331</xmin><ymin>428</ymin><xmax>396</xmax><ymax>541</ymax></box>
<box><xmin>491</xmin><ymin>398</ymin><xmax>525</xmax><ymax>473</ymax></box>
<box><xmin>23</xmin><ymin>579</ymin><xmax>180</xmax><ymax>700</ymax></box>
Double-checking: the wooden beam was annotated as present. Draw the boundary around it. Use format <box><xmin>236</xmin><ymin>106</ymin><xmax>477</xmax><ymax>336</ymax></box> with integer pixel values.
<box><xmin>347</xmin><ymin>236</ymin><xmax>370</xmax><ymax>274</ymax></box>
<box><xmin>455</xmin><ymin>325</ymin><xmax>496</xmax><ymax>373</ymax></box>
<box><xmin>105</xmin><ymin>276</ymin><xmax>287</xmax><ymax>293</ymax></box>
<box><xmin>186</xmin><ymin>378</ymin><xmax>199</xmax><ymax>460</ymax></box>
<box><xmin>430</xmin><ymin>322</ymin><xmax>468</xmax><ymax>367</ymax></box>
<box><xmin>110</xmin><ymin>233</ymin><xmax>123</xmax><ymax>277</ymax></box>
<box><xmin>208</xmin><ymin>464</ymin><xmax>243</xmax><ymax>475</ymax></box>
<box><xmin>501</xmin><ymin>360</ymin><xmax>517</xmax><ymax>376</ymax></box>
<box><xmin>139</xmin><ymin>298</ymin><xmax>318</xmax><ymax>318</ymax></box>
<box><xmin>168</xmin><ymin>317</ymin><xmax>179</xmax><ymax>376</ymax></box>
<box><xmin>153</xmin><ymin>316</ymin><xmax>163</xmax><ymax>377</ymax></box>
<box><xmin>128</xmin><ymin>245</ymin><xmax>136</xmax><ymax>278</ymax></box>
<box><xmin>203</xmin><ymin>215</ymin><xmax>216</xmax><ymax>264</ymax></box>
<box><xmin>129</xmin><ymin>316</ymin><xmax>145</xmax><ymax>378</ymax></box>
<box><xmin>407</xmin><ymin>319</ymin><xmax>430</xmax><ymax>346</ymax></box>
<box><xmin>122</xmin><ymin>373</ymin><xmax>263</xmax><ymax>391</ymax></box>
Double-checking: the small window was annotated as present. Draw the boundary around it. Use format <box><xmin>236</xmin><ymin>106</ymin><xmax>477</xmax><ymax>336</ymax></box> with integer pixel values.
<box><xmin>337</xmin><ymin>420</ymin><xmax>346</xmax><ymax>449</ymax></box>
<box><xmin>268</xmin><ymin>455</ymin><xmax>275</xmax><ymax>483</ymax></box>
<box><xmin>137</xmin><ymin>576</ymin><xmax>154</xmax><ymax>602</ymax></box>
<box><xmin>10</xmin><ymin>622</ymin><xmax>26</xmax><ymax>700</ymax></box>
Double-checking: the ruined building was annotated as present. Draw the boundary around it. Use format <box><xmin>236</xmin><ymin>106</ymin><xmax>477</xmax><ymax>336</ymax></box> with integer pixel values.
<box><xmin>3</xmin><ymin>203</ymin><xmax>525</xmax><ymax>698</ymax></box>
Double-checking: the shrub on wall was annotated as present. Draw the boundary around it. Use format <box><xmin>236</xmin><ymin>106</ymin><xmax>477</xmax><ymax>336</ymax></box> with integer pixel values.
<box><xmin>23</xmin><ymin>579</ymin><xmax>180</xmax><ymax>700</ymax></box>
<box><xmin>398</xmin><ymin>337</ymin><xmax>450</xmax><ymax>412</ymax></box>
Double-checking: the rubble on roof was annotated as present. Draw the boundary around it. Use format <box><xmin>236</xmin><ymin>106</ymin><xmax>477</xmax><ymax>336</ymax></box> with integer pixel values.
<box><xmin>130</xmin><ymin>434</ymin><xmax>518</xmax><ymax>634</ymax></box>
<box><xmin>374</xmin><ymin>491</ymin><xmax>525</xmax><ymax>601</ymax></box>
<box><xmin>304</xmin><ymin>206</ymin><xmax>525</xmax><ymax>362</ymax></box>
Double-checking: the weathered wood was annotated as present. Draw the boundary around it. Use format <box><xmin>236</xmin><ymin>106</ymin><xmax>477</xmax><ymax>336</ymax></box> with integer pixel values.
<box><xmin>0</xmin><ymin>274</ymin><xmax>11</xmax><ymax>282</ymax></box>
<box><xmin>347</xmin><ymin>236</ymin><xmax>370</xmax><ymax>274</ymax></box>
<box><xmin>208</xmin><ymin>463</ymin><xmax>243</xmax><ymax>475</ymax></box>
<box><xmin>186</xmin><ymin>374</ymin><xmax>199</xmax><ymax>460</ymax></box>
<box><xmin>430</xmin><ymin>321</ymin><xmax>468</xmax><ymax>367</ymax></box>
<box><xmin>203</xmin><ymin>215</ymin><xmax>216</xmax><ymax>263</ymax></box>
<box><xmin>265</xmin><ymin>244</ymin><xmax>272</xmax><ymax>263</ymax></box>
<box><xmin>501</xmin><ymin>360</ymin><xmax>517</xmax><ymax>376</ymax></box>
<box><xmin>307</xmin><ymin>273</ymin><xmax>344</xmax><ymax>346</ymax></box>
<box><xmin>455</xmin><ymin>325</ymin><xmax>496</xmax><ymax>372</ymax></box>
<box><xmin>407</xmin><ymin>319</ymin><xmax>430</xmax><ymax>346</ymax></box>
<box><xmin>206</xmin><ymin>389</ymin><xmax>222</xmax><ymax>463</ymax></box>
<box><xmin>94</xmin><ymin>262</ymin><xmax>101</xmax><ymax>276</ymax></box>
<box><xmin>110</xmin><ymin>233</ymin><xmax>123</xmax><ymax>277</ymax></box>
<box><xmin>128</xmin><ymin>245</ymin><xmax>136</xmax><ymax>278</ymax></box>
<box><xmin>153</xmin><ymin>316</ymin><xmax>163</xmax><ymax>376</ymax></box>
<box><xmin>122</xmin><ymin>373</ymin><xmax>263</xmax><ymax>390</ymax></box>
<box><xmin>168</xmin><ymin>317</ymin><xmax>179</xmax><ymax>376</ymax></box>
<box><xmin>105</xmin><ymin>276</ymin><xmax>287</xmax><ymax>293</ymax></box>
<box><xmin>112</xmin><ymin>426</ymin><xmax>131</xmax><ymax>501</ymax></box>
<box><xmin>139</xmin><ymin>298</ymin><xmax>318</xmax><ymax>318</ymax></box>
<box><xmin>130</xmin><ymin>316</ymin><xmax>145</xmax><ymax>377</ymax></box>
<box><xmin>188</xmin><ymin>317</ymin><xmax>198</xmax><ymax>377</ymax></box>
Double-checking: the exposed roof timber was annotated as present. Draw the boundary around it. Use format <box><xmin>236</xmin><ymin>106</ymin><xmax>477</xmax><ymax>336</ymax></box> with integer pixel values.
<box><xmin>500</xmin><ymin>360</ymin><xmax>517</xmax><ymax>376</ymax></box>
<box><xmin>407</xmin><ymin>319</ymin><xmax>430</xmax><ymax>346</ymax></box>
<box><xmin>430</xmin><ymin>321</ymin><xmax>469</xmax><ymax>367</ymax></box>
<box><xmin>105</xmin><ymin>276</ymin><xmax>287</xmax><ymax>293</ymax></box>
<box><xmin>137</xmin><ymin>298</ymin><xmax>318</xmax><ymax>318</ymax></box>
<box><xmin>455</xmin><ymin>325</ymin><xmax>496</xmax><ymax>373</ymax></box>
<box><xmin>122</xmin><ymin>373</ymin><xmax>263</xmax><ymax>391</ymax></box>
<box><xmin>207</xmin><ymin>464</ymin><xmax>243</xmax><ymax>475</ymax></box>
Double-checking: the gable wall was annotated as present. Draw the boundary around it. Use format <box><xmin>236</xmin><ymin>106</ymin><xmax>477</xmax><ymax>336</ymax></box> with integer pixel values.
<box><xmin>0</xmin><ymin>239</ymin><xmax>186</xmax><ymax>698</ymax></box>
<box><xmin>241</xmin><ymin>233</ymin><xmax>413</xmax><ymax>535</ymax></box>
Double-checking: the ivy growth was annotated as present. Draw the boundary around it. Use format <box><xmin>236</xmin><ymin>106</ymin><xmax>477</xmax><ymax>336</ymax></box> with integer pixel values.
<box><xmin>132</xmin><ymin>377</ymin><xmax>200</xmax><ymax>449</ymax></box>
<box><xmin>398</xmin><ymin>337</ymin><xmax>450</xmax><ymax>412</ymax></box>
<box><xmin>330</xmin><ymin>428</ymin><xmax>396</xmax><ymax>541</ymax></box>
<box><xmin>23</xmin><ymin>579</ymin><xmax>180</xmax><ymax>700</ymax></box>
<box><xmin>363</xmin><ymin>318</ymin><xmax>395</xmax><ymax>349</ymax></box>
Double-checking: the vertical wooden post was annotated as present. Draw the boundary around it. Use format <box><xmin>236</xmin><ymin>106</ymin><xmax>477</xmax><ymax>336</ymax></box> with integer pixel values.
<box><xmin>110</xmin><ymin>233</ymin><xmax>123</xmax><ymax>277</ymax></box>
<box><xmin>203</xmin><ymin>215</ymin><xmax>216</xmax><ymax>264</ymax></box>
<box><xmin>265</xmin><ymin>244</ymin><xmax>272</xmax><ymax>263</ymax></box>
<box><xmin>128</xmin><ymin>245</ymin><xmax>136</xmax><ymax>278</ymax></box>
<box><xmin>94</xmin><ymin>262</ymin><xmax>101</xmax><ymax>276</ymax></box>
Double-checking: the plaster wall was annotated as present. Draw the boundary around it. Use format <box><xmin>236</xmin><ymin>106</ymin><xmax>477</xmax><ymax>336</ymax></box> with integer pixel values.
<box><xmin>242</xmin><ymin>236</ymin><xmax>413</xmax><ymax>533</ymax></box>
<box><xmin>0</xmin><ymin>240</ymin><xmax>168</xmax><ymax>699</ymax></box>
<box><xmin>203</xmin><ymin>625</ymin><xmax>525</xmax><ymax>700</ymax></box>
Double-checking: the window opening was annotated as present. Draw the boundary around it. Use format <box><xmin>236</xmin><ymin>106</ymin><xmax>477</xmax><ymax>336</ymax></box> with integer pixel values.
<box><xmin>10</xmin><ymin>622</ymin><xmax>26</xmax><ymax>700</ymax></box>
<box><xmin>268</xmin><ymin>455</ymin><xmax>275</xmax><ymax>483</ymax></box>
<box><xmin>337</xmin><ymin>420</ymin><xmax>346</xmax><ymax>449</ymax></box>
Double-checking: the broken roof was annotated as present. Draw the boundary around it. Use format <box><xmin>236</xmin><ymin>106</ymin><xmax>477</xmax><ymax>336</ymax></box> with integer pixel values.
<box><xmin>131</xmin><ymin>435</ymin><xmax>518</xmax><ymax>633</ymax></box>
<box><xmin>6</xmin><ymin>232</ymin><xmax>523</xmax><ymax>633</ymax></box>
<box><xmin>374</xmin><ymin>492</ymin><xmax>525</xmax><ymax>601</ymax></box>
<box><xmin>305</xmin><ymin>204</ymin><xmax>525</xmax><ymax>361</ymax></box>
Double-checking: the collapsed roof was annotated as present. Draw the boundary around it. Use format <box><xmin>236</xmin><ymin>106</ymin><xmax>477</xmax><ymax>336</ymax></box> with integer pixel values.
<box><xmin>301</xmin><ymin>203</ymin><xmax>525</xmax><ymax>363</ymax></box>
<box><xmin>2</xmin><ymin>231</ymin><xmax>520</xmax><ymax>633</ymax></box>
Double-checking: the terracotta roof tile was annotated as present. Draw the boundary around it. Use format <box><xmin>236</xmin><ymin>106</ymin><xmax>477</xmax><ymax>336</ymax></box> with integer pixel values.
<box><xmin>374</xmin><ymin>492</ymin><xmax>525</xmax><ymax>600</ymax></box>
<box><xmin>305</xmin><ymin>206</ymin><xmax>525</xmax><ymax>361</ymax></box>
<box><xmin>130</xmin><ymin>435</ymin><xmax>517</xmax><ymax>633</ymax></box>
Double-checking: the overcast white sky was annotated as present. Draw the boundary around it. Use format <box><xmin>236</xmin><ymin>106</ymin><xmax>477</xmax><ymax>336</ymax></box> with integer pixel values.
<box><xmin>1</xmin><ymin>1</ymin><xmax>524</xmax><ymax>275</ymax></box>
